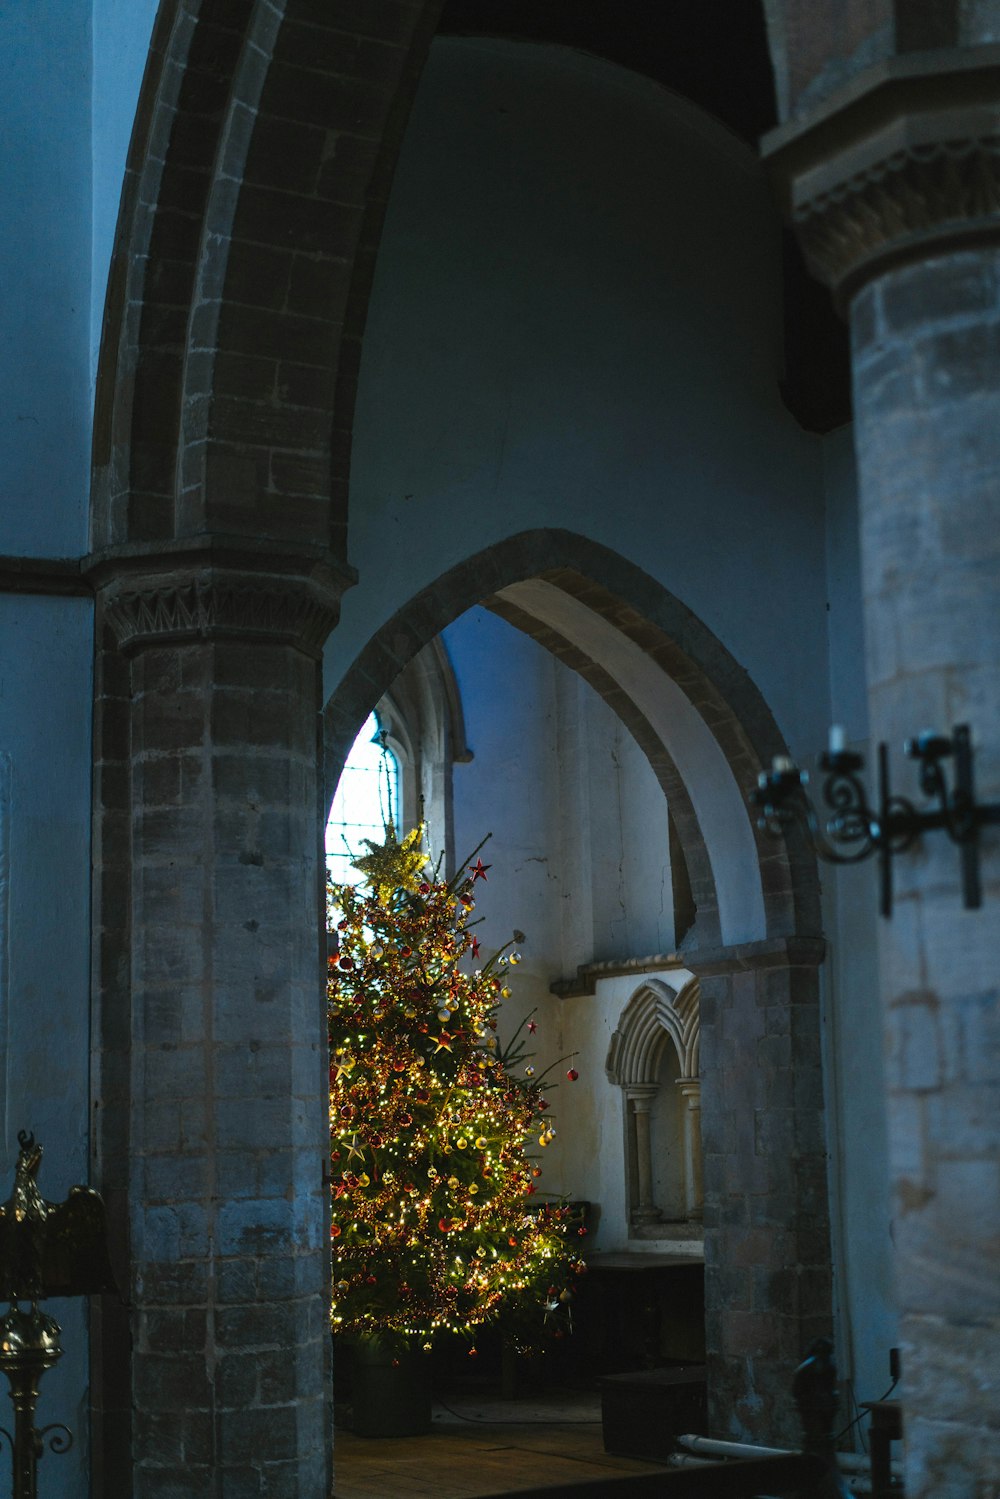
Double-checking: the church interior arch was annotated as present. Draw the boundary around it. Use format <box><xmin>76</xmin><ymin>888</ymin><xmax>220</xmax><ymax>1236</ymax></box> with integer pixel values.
<box><xmin>0</xmin><ymin>0</ymin><xmax>920</xmax><ymax>1487</ymax></box>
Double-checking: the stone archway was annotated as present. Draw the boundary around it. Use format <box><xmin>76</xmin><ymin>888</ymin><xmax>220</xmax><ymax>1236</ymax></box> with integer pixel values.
<box><xmin>325</xmin><ymin>529</ymin><xmax>822</xmax><ymax>947</ymax></box>
<box><xmin>323</xmin><ymin>529</ymin><xmax>831</xmax><ymax>1440</ymax></box>
<box><xmin>80</xmin><ymin>2</ymin><xmax>837</xmax><ymax>1483</ymax></box>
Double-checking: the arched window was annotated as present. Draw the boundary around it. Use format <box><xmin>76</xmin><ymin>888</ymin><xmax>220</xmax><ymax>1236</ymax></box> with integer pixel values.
<box><xmin>324</xmin><ymin>639</ymin><xmax>472</xmax><ymax>885</ymax></box>
<box><xmin>325</xmin><ymin>711</ymin><xmax>401</xmax><ymax>887</ymax></box>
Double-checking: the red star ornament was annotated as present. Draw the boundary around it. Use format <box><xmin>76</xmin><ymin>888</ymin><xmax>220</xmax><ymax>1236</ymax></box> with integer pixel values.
<box><xmin>527</xmin><ymin>1020</ymin><xmax>537</xmax><ymax>1034</ymax></box>
<box><xmin>471</xmin><ymin>936</ymin><xmax>481</xmax><ymax>959</ymax></box>
<box><xmin>469</xmin><ymin>858</ymin><xmax>491</xmax><ymax>882</ymax></box>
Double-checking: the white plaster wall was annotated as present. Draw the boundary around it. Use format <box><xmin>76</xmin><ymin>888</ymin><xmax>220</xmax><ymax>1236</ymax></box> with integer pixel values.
<box><xmin>444</xmin><ymin>605</ymin><xmax>677</xmax><ymax>988</ymax></box>
<box><xmin>0</xmin><ymin>594</ymin><xmax>94</xmax><ymax>1496</ymax></box>
<box><xmin>555</xmin><ymin>674</ymin><xmax>674</xmax><ymax>964</ymax></box>
<box><xmin>330</xmin><ymin>36</ymin><xmax>831</xmax><ymax>777</ymax></box>
<box><xmin>500</xmin><ymin>578</ymin><xmax>763</xmax><ymax>945</ymax></box>
<box><xmin>444</xmin><ymin>607</ymin><xmax>680</xmax><ymax>1218</ymax></box>
<box><xmin>444</xmin><ymin>607</ymin><xmax>563</xmax><ymax>1038</ymax></box>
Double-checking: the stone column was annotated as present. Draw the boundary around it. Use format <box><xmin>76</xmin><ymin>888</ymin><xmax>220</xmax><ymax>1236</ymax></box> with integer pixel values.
<box><xmin>765</xmin><ymin>53</ymin><xmax>1000</xmax><ymax>1495</ymax></box>
<box><xmin>689</xmin><ymin>936</ymin><xmax>830</xmax><ymax>1445</ymax></box>
<box><xmin>678</xmin><ymin>1079</ymin><xmax>703</xmax><ymax>1221</ymax></box>
<box><xmin>90</xmin><ymin>547</ymin><xmax>350</xmax><ymax>1497</ymax></box>
<box><xmin>626</xmin><ymin>1084</ymin><xmax>662</xmax><ymax>1225</ymax></box>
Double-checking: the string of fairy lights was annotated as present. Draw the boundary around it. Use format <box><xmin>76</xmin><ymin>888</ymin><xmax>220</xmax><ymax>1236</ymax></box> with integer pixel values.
<box><xmin>328</xmin><ymin>826</ymin><xmax>584</xmax><ymax>1353</ymax></box>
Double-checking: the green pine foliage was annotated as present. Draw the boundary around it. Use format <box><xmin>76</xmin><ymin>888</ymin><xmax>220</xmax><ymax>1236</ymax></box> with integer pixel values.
<box><xmin>328</xmin><ymin>844</ymin><xmax>584</xmax><ymax>1351</ymax></box>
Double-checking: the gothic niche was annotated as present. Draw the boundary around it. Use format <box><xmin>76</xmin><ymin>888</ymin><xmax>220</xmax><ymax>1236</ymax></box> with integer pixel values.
<box><xmin>606</xmin><ymin>979</ymin><xmax>702</xmax><ymax>1237</ymax></box>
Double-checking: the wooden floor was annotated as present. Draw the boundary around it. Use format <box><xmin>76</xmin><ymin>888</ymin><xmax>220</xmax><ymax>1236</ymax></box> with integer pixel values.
<box><xmin>332</xmin><ymin>1389</ymin><xmax>671</xmax><ymax>1498</ymax></box>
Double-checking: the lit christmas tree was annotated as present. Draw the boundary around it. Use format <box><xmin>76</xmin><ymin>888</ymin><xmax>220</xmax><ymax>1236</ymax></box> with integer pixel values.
<box><xmin>328</xmin><ymin>826</ymin><xmax>584</xmax><ymax>1353</ymax></box>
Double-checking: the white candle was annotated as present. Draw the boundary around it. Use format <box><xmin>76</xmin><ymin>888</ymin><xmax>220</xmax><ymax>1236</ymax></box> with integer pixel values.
<box><xmin>771</xmin><ymin>755</ymin><xmax>795</xmax><ymax>773</ymax></box>
<box><xmin>828</xmin><ymin>724</ymin><xmax>846</xmax><ymax>755</ymax></box>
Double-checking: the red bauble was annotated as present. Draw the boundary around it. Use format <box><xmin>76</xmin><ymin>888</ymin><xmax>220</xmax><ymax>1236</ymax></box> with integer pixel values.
<box><xmin>566</xmin><ymin>1068</ymin><xmax>579</xmax><ymax>1081</ymax></box>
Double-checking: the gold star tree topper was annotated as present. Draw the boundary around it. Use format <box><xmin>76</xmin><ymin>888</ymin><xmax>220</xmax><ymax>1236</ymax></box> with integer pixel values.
<box><xmin>351</xmin><ymin>823</ymin><xmax>430</xmax><ymax>904</ymax></box>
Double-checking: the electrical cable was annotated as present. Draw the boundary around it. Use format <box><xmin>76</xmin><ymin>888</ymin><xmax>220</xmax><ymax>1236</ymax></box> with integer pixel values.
<box><xmin>834</xmin><ymin>1376</ymin><xmax>898</xmax><ymax>1443</ymax></box>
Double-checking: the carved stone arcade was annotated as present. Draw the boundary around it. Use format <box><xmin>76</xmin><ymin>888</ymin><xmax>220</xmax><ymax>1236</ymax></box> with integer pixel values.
<box><xmin>606</xmin><ymin>979</ymin><xmax>702</xmax><ymax>1232</ymax></box>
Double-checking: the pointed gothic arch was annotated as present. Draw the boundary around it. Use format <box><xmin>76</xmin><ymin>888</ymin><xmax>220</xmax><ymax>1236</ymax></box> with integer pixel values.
<box><xmin>323</xmin><ymin>528</ymin><xmax>821</xmax><ymax>951</ymax></box>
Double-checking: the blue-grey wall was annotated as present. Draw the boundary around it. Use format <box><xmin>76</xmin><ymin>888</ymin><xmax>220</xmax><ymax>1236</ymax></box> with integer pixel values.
<box><xmin>1</xmin><ymin>0</ymin><xmax>92</xmax><ymax>555</ymax></box>
<box><xmin>330</xmin><ymin>38</ymin><xmax>831</xmax><ymax>765</ymax></box>
<box><xmin>91</xmin><ymin>0</ymin><xmax>160</xmax><ymax>383</ymax></box>
<box><xmin>0</xmin><ymin>593</ymin><xmax>94</xmax><ymax>1492</ymax></box>
<box><xmin>0</xmin><ymin>3</ymin><xmax>157</xmax><ymax>1484</ymax></box>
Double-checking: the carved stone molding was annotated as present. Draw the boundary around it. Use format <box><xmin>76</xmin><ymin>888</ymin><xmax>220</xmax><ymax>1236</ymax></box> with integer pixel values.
<box><xmin>763</xmin><ymin>49</ymin><xmax>1000</xmax><ymax>301</ymax></box>
<box><xmin>85</xmin><ymin>542</ymin><xmax>357</xmax><ymax>657</ymax></box>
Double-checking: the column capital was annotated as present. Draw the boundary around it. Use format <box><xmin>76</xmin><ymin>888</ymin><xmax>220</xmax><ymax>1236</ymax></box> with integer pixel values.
<box><xmin>84</xmin><ymin>537</ymin><xmax>357</xmax><ymax>658</ymax></box>
<box><xmin>624</xmin><ymin>1082</ymin><xmax>659</xmax><ymax>1108</ymax></box>
<box><xmin>762</xmin><ymin>46</ymin><xmax>1000</xmax><ymax>304</ymax></box>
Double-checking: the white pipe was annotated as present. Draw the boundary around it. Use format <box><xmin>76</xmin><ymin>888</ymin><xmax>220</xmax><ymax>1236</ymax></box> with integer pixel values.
<box><xmin>677</xmin><ymin>1435</ymin><xmax>788</xmax><ymax>1459</ymax></box>
<box><xmin>676</xmin><ymin>1434</ymin><xmax>901</xmax><ymax>1480</ymax></box>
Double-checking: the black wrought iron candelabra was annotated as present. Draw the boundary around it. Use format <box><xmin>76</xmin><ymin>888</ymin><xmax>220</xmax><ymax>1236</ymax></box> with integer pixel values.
<box><xmin>752</xmin><ymin>723</ymin><xmax>1000</xmax><ymax>917</ymax></box>
<box><xmin>0</xmin><ymin>1132</ymin><xmax>116</xmax><ymax>1499</ymax></box>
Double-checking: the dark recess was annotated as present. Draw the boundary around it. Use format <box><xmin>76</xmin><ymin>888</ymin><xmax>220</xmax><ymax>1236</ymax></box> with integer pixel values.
<box><xmin>438</xmin><ymin>0</ymin><xmax>851</xmax><ymax>432</ymax></box>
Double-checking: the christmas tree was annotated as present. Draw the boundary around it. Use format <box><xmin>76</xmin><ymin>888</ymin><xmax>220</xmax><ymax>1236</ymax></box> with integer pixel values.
<box><xmin>328</xmin><ymin>825</ymin><xmax>584</xmax><ymax>1352</ymax></box>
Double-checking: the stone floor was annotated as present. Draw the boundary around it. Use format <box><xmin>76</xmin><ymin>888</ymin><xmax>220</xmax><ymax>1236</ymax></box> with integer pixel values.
<box><xmin>331</xmin><ymin>1388</ymin><xmax>671</xmax><ymax>1498</ymax></box>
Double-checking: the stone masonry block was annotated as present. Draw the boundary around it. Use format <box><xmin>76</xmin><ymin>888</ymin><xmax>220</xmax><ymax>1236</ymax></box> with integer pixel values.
<box><xmin>134</xmin><ymin>1352</ymin><xmax>212</xmax><ymax>1410</ymax></box>
<box><xmin>141</xmin><ymin>1308</ymin><xmax>208</xmax><ymax>1354</ymax></box>
<box><xmin>881</xmin><ymin>254</ymin><xmax>998</xmax><ymax>334</ymax></box>
<box><xmin>215</xmin><ymin>1299</ymin><xmax>307</xmax><ymax>1352</ymax></box>
<box><xmin>925</xmin><ymin>1081</ymin><xmax>999</xmax><ymax>1158</ymax></box>
<box><xmin>215</xmin><ymin>1351</ymin><xmax>261</xmax><ymax>1409</ymax></box>
<box><xmin>887</xmin><ymin>996</ymin><xmax>944</xmax><ymax>1093</ymax></box>
<box><xmin>138</xmin><ymin>1466</ymin><xmax>215</xmax><ymax>1498</ymax></box>
<box><xmin>139</xmin><ymin>1203</ymin><xmax>210</xmax><ymax>1262</ymax></box>
<box><xmin>141</xmin><ymin>1044</ymin><xmax>208</xmax><ymax>1101</ymax></box>
<box><xmin>216</xmin><ymin>1198</ymin><xmax>299</xmax><ymax>1257</ymax></box>
<box><xmin>143</xmin><ymin>1155</ymin><xmax>210</xmax><ymax>1204</ymax></box>
<box><xmin>214</xmin><ymin>1095</ymin><xmax>307</xmax><ymax>1151</ymax></box>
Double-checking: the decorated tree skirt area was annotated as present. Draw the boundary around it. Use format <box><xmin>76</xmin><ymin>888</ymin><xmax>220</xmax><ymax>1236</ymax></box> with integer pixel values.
<box><xmin>330</xmin><ymin>1384</ymin><xmax>673</xmax><ymax>1499</ymax></box>
<box><xmin>333</xmin><ymin>1316</ymin><xmax>592</xmax><ymax>1439</ymax></box>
